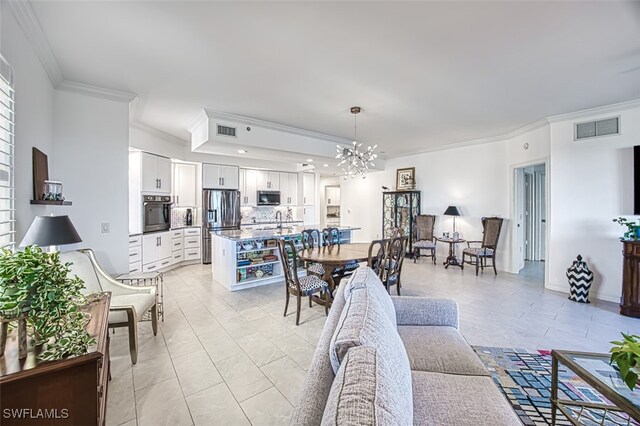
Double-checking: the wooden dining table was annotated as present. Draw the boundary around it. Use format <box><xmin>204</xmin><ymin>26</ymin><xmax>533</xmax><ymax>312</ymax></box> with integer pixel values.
<box><xmin>298</xmin><ymin>242</ymin><xmax>371</xmax><ymax>290</ymax></box>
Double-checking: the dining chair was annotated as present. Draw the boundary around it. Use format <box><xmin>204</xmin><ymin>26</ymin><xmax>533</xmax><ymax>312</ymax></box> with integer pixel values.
<box><xmin>322</xmin><ymin>227</ymin><xmax>359</xmax><ymax>286</ymax></box>
<box><xmin>383</xmin><ymin>236</ymin><xmax>409</xmax><ymax>295</ymax></box>
<box><xmin>301</xmin><ymin>229</ymin><xmax>324</xmax><ymax>278</ymax></box>
<box><xmin>277</xmin><ymin>240</ymin><xmax>331</xmax><ymax>325</ymax></box>
<box><xmin>413</xmin><ymin>214</ymin><xmax>437</xmax><ymax>264</ymax></box>
<box><xmin>367</xmin><ymin>239</ymin><xmax>391</xmax><ymax>279</ymax></box>
<box><xmin>461</xmin><ymin>217</ymin><xmax>504</xmax><ymax>275</ymax></box>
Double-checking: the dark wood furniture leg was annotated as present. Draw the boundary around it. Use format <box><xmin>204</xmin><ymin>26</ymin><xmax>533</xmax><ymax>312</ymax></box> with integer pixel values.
<box><xmin>551</xmin><ymin>354</ymin><xmax>558</xmax><ymax>425</ymax></box>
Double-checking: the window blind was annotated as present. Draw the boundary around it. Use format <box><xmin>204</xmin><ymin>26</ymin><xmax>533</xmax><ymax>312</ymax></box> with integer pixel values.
<box><xmin>0</xmin><ymin>55</ymin><xmax>15</xmax><ymax>251</ymax></box>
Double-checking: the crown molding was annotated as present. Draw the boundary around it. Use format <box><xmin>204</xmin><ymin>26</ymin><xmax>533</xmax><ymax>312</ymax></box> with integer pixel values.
<box><xmin>202</xmin><ymin>109</ymin><xmax>353</xmax><ymax>145</ymax></box>
<box><xmin>546</xmin><ymin>98</ymin><xmax>640</xmax><ymax>123</ymax></box>
<box><xmin>8</xmin><ymin>0</ymin><xmax>63</xmax><ymax>86</ymax></box>
<box><xmin>131</xmin><ymin>121</ymin><xmax>188</xmax><ymax>146</ymax></box>
<box><xmin>57</xmin><ymin>80</ymin><xmax>137</xmax><ymax>103</ymax></box>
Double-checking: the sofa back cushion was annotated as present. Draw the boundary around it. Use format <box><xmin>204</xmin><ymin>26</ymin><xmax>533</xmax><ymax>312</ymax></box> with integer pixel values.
<box><xmin>321</xmin><ymin>346</ymin><xmax>413</xmax><ymax>426</ymax></box>
<box><xmin>343</xmin><ymin>266</ymin><xmax>397</xmax><ymax>327</ymax></box>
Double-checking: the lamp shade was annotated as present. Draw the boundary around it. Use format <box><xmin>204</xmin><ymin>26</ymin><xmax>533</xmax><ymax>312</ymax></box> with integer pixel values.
<box><xmin>20</xmin><ymin>215</ymin><xmax>82</xmax><ymax>247</ymax></box>
<box><xmin>443</xmin><ymin>205</ymin><xmax>461</xmax><ymax>216</ymax></box>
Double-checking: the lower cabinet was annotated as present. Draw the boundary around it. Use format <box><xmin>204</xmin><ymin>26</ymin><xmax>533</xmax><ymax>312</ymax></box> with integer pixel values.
<box><xmin>130</xmin><ymin>227</ymin><xmax>201</xmax><ymax>274</ymax></box>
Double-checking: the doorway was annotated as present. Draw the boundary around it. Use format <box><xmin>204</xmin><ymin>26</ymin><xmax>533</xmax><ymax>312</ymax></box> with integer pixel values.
<box><xmin>514</xmin><ymin>163</ymin><xmax>546</xmax><ymax>280</ymax></box>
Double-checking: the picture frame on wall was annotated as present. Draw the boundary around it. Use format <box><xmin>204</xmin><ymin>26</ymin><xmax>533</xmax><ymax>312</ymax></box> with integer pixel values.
<box><xmin>396</xmin><ymin>167</ymin><xmax>416</xmax><ymax>190</ymax></box>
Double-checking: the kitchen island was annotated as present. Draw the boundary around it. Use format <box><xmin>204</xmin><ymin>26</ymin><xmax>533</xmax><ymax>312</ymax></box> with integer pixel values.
<box><xmin>211</xmin><ymin>225</ymin><xmax>361</xmax><ymax>291</ymax></box>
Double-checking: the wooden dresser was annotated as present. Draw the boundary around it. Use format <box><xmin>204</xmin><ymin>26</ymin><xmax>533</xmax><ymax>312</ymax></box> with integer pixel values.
<box><xmin>621</xmin><ymin>240</ymin><xmax>640</xmax><ymax>318</ymax></box>
<box><xmin>0</xmin><ymin>293</ymin><xmax>111</xmax><ymax>425</ymax></box>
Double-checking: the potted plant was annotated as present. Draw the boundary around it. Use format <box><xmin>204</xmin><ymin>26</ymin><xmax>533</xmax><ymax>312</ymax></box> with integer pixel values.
<box><xmin>613</xmin><ymin>217</ymin><xmax>640</xmax><ymax>240</ymax></box>
<box><xmin>0</xmin><ymin>246</ymin><xmax>96</xmax><ymax>361</ymax></box>
<box><xmin>610</xmin><ymin>333</ymin><xmax>640</xmax><ymax>390</ymax></box>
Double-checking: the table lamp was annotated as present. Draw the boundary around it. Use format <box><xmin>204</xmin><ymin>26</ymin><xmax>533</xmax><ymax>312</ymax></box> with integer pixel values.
<box><xmin>20</xmin><ymin>215</ymin><xmax>82</xmax><ymax>252</ymax></box>
<box><xmin>443</xmin><ymin>205</ymin><xmax>461</xmax><ymax>235</ymax></box>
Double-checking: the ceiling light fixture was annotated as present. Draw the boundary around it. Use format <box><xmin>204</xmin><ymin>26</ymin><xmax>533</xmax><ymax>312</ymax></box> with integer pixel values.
<box><xmin>237</xmin><ymin>149</ymin><xmax>247</xmax><ymax>154</ymax></box>
<box><xmin>336</xmin><ymin>106</ymin><xmax>377</xmax><ymax>179</ymax></box>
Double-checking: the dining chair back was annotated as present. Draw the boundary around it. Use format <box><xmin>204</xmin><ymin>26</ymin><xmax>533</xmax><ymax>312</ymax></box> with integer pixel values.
<box><xmin>301</xmin><ymin>229</ymin><xmax>321</xmax><ymax>249</ymax></box>
<box><xmin>384</xmin><ymin>236</ymin><xmax>409</xmax><ymax>295</ymax></box>
<box><xmin>322</xmin><ymin>227</ymin><xmax>341</xmax><ymax>247</ymax></box>
<box><xmin>368</xmin><ymin>239</ymin><xmax>391</xmax><ymax>278</ymax></box>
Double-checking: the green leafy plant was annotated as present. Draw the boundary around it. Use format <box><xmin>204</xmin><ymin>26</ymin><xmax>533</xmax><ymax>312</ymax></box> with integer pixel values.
<box><xmin>610</xmin><ymin>333</ymin><xmax>640</xmax><ymax>390</ymax></box>
<box><xmin>613</xmin><ymin>217</ymin><xmax>640</xmax><ymax>240</ymax></box>
<box><xmin>0</xmin><ymin>246</ymin><xmax>95</xmax><ymax>361</ymax></box>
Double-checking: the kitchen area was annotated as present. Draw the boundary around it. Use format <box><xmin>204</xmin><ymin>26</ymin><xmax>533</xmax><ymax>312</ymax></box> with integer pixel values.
<box><xmin>128</xmin><ymin>150</ymin><xmax>356</xmax><ymax>290</ymax></box>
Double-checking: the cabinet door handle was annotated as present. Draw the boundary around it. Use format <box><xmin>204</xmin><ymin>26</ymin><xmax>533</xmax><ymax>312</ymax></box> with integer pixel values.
<box><xmin>159</xmin><ymin>178</ymin><xmax>162</xmax><ymax>188</ymax></box>
<box><xmin>222</xmin><ymin>177</ymin><xmax>225</xmax><ymax>186</ymax></box>
<box><xmin>176</xmin><ymin>195</ymin><xmax>179</xmax><ymax>205</ymax></box>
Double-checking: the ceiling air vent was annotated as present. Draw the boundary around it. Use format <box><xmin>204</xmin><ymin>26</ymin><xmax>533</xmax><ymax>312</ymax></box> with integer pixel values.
<box><xmin>217</xmin><ymin>124</ymin><xmax>237</xmax><ymax>137</ymax></box>
<box><xmin>575</xmin><ymin>116</ymin><xmax>620</xmax><ymax>141</ymax></box>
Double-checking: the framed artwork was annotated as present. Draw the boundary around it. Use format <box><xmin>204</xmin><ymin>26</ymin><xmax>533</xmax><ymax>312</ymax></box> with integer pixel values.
<box><xmin>396</xmin><ymin>167</ymin><xmax>416</xmax><ymax>190</ymax></box>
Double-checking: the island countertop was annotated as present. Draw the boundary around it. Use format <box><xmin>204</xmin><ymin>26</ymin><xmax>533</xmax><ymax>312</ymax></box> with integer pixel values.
<box><xmin>212</xmin><ymin>225</ymin><xmax>361</xmax><ymax>241</ymax></box>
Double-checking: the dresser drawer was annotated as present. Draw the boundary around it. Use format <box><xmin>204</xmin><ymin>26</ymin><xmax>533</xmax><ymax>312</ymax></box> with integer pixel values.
<box><xmin>184</xmin><ymin>249</ymin><xmax>201</xmax><ymax>261</ymax></box>
<box><xmin>184</xmin><ymin>237</ymin><xmax>200</xmax><ymax>248</ymax></box>
<box><xmin>171</xmin><ymin>229</ymin><xmax>184</xmax><ymax>239</ymax></box>
<box><xmin>184</xmin><ymin>227</ymin><xmax>201</xmax><ymax>237</ymax></box>
<box><xmin>129</xmin><ymin>261</ymin><xmax>142</xmax><ymax>274</ymax></box>
<box><xmin>171</xmin><ymin>239</ymin><xmax>183</xmax><ymax>251</ymax></box>
<box><xmin>128</xmin><ymin>246</ymin><xmax>142</xmax><ymax>264</ymax></box>
<box><xmin>129</xmin><ymin>235</ymin><xmax>142</xmax><ymax>247</ymax></box>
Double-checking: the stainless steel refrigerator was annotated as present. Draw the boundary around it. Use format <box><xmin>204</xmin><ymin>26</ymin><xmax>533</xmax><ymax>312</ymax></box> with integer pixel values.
<box><xmin>202</xmin><ymin>189</ymin><xmax>241</xmax><ymax>264</ymax></box>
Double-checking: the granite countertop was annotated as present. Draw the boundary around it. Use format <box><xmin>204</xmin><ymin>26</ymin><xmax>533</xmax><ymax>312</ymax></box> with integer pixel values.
<box><xmin>240</xmin><ymin>220</ymin><xmax>303</xmax><ymax>227</ymax></box>
<box><xmin>170</xmin><ymin>225</ymin><xmax>201</xmax><ymax>230</ymax></box>
<box><xmin>213</xmin><ymin>225</ymin><xmax>361</xmax><ymax>241</ymax></box>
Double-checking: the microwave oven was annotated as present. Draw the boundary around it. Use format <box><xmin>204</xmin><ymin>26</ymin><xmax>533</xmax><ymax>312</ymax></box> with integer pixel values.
<box><xmin>257</xmin><ymin>191</ymin><xmax>281</xmax><ymax>206</ymax></box>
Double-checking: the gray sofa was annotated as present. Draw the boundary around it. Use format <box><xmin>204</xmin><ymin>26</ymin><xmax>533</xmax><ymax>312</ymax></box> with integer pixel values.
<box><xmin>290</xmin><ymin>267</ymin><xmax>521</xmax><ymax>425</ymax></box>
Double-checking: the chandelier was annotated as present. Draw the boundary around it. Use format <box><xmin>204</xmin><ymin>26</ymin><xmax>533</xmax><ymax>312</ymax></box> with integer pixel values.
<box><xmin>336</xmin><ymin>106</ymin><xmax>377</xmax><ymax>178</ymax></box>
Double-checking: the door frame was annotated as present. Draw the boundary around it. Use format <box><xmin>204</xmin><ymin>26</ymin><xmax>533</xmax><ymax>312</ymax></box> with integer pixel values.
<box><xmin>508</xmin><ymin>157</ymin><xmax>550</xmax><ymax>285</ymax></box>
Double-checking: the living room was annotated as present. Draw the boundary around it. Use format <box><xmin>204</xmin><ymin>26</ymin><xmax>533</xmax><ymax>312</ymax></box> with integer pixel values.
<box><xmin>2</xmin><ymin>1</ymin><xmax>640</xmax><ymax>425</ymax></box>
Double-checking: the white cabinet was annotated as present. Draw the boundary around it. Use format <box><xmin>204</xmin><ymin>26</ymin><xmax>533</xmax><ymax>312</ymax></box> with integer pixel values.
<box><xmin>173</xmin><ymin>163</ymin><xmax>197</xmax><ymax>207</ymax></box>
<box><xmin>280</xmin><ymin>172</ymin><xmax>298</xmax><ymax>206</ymax></box>
<box><xmin>303</xmin><ymin>206</ymin><xmax>316</xmax><ymax>225</ymax></box>
<box><xmin>142</xmin><ymin>231</ymin><xmax>172</xmax><ymax>271</ymax></box>
<box><xmin>300</xmin><ymin>173</ymin><xmax>316</xmax><ymax>206</ymax></box>
<box><xmin>203</xmin><ymin>164</ymin><xmax>239</xmax><ymax>189</ymax></box>
<box><xmin>256</xmin><ymin>171</ymin><xmax>280</xmax><ymax>191</ymax></box>
<box><xmin>141</xmin><ymin>152</ymin><xmax>171</xmax><ymax>194</ymax></box>
<box><xmin>128</xmin><ymin>235</ymin><xmax>142</xmax><ymax>273</ymax></box>
<box><xmin>239</xmin><ymin>169</ymin><xmax>258</xmax><ymax>206</ymax></box>
<box><xmin>326</xmin><ymin>186</ymin><xmax>340</xmax><ymax>206</ymax></box>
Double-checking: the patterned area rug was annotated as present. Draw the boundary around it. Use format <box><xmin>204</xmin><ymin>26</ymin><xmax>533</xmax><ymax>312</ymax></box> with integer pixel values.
<box><xmin>473</xmin><ymin>346</ymin><xmax>639</xmax><ymax>426</ymax></box>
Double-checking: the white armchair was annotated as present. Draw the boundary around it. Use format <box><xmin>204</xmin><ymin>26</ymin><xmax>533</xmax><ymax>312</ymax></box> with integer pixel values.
<box><xmin>60</xmin><ymin>249</ymin><xmax>157</xmax><ymax>364</ymax></box>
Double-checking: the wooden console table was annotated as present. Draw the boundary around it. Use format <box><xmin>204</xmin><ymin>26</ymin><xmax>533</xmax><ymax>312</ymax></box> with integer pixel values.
<box><xmin>621</xmin><ymin>240</ymin><xmax>640</xmax><ymax>317</ymax></box>
<box><xmin>0</xmin><ymin>293</ymin><xmax>111</xmax><ymax>426</ymax></box>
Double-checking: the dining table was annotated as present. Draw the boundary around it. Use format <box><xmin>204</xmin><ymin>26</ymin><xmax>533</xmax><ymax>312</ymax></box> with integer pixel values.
<box><xmin>298</xmin><ymin>242</ymin><xmax>371</xmax><ymax>290</ymax></box>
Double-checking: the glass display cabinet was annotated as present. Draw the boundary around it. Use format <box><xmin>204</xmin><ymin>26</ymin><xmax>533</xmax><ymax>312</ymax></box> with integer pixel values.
<box><xmin>382</xmin><ymin>191</ymin><xmax>421</xmax><ymax>254</ymax></box>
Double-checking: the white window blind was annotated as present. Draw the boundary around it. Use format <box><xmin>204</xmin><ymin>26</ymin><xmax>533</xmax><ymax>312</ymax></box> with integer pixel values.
<box><xmin>0</xmin><ymin>55</ymin><xmax>14</xmax><ymax>251</ymax></box>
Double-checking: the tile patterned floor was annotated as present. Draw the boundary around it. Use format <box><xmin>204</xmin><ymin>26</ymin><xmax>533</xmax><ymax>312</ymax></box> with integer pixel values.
<box><xmin>106</xmin><ymin>260</ymin><xmax>640</xmax><ymax>426</ymax></box>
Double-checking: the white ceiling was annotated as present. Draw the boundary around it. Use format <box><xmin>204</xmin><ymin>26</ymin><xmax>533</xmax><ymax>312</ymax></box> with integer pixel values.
<box><xmin>28</xmin><ymin>1</ymin><xmax>640</xmax><ymax>159</ymax></box>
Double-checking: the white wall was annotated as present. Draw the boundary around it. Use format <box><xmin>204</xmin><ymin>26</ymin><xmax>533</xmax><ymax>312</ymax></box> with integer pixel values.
<box><xmin>53</xmin><ymin>90</ymin><xmax>130</xmax><ymax>273</ymax></box>
<box><xmin>1</xmin><ymin>6</ymin><xmax>56</xmax><ymax>243</ymax></box>
<box><xmin>547</xmin><ymin>106</ymin><xmax>640</xmax><ymax>302</ymax></box>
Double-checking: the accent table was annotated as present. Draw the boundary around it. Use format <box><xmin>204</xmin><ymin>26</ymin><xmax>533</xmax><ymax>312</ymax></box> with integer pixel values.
<box><xmin>435</xmin><ymin>237</ymin><xmax>466</xmax><ymax>269</ymax></box>
<box><xmin>551</xmin><ymin>350</ymin><xmax>640</xmax><ymax>425</ymax></box>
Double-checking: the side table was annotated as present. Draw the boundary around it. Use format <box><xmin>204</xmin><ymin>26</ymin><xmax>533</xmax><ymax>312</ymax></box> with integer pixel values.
<box><xmin>435</xmin><ymin>237</ymin><xmax>466</xmax><ymax>269</ymax></box>
<box><xmin>116</xmin><ymin>271</ymin><xmax>164</xmax><ymax>321</ymax></box>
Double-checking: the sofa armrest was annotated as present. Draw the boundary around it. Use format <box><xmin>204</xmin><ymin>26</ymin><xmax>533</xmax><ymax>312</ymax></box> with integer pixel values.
<box><xmin>390</xmin><ymin>297</ymin><xmax>459</xmax><ymax>328</ymax></box>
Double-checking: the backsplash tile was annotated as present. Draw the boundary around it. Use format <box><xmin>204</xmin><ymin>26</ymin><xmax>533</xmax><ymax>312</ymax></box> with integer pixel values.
<box><xmin>241</xmin><ymin>206</ymin><xmax>297</xmax><ymax>224</ymax></box>
<box><xmin>172</xmin><ymin>207</ymin><xmax>195</xmax><ymax>229</ymax></box>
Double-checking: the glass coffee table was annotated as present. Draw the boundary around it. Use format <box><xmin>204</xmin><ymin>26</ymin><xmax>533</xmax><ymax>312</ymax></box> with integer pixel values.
<box><xmin>551</xmin><ymin>350</ymin><xmax>640</xmax><ymax>425</ymax></box>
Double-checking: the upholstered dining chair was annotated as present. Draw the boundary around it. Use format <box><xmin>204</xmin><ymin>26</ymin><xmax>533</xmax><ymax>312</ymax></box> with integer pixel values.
<box><xmin>367</xmin><ymin>239</ymin><xmax>391</xmax><ymax>279</ymax></box>
<box><xmin>461</xmin><ymin>217</ymin><xmax>504</xmax><ymax>275</ymax></box>
<box><xmin>322</xmin><ymin>227</ymin><xmax>359</xmax><ymax>286</ymax></box>
<box><xmin>277</xmin><ymin>240</ymin><xmax>331</xmax><ymax>325</ymax></box>
<box><xmin>61</xmin><ymin>249</ymin><xmax>157</xmax><ymax>364</ymax></box>
<box><xmin>383</xmin><ymin>236</ymin><xmax>409</xmax><ymax>295</ymax></box>
<box><xmin>301</xmin><ymin>229</ymin><xmax>324</xmax><ymax>278</ymax></box>
<box><xmin>412</xmin><ymin>214</ymin><xmax>437</xmax><ymax>264</ymax></box>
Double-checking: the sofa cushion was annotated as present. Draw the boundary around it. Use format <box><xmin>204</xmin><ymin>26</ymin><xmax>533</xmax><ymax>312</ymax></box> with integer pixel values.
<box><xmin>411</xmin><ymin>371</ymin><xmax>521</xmax><ymax>425</ymax></box>
<box><xmin>343</xmin><ymin>266</ymin><xmax>397</xmax><ymax>327</ymax></box>
<box><xmin>397</xmin><ymin>326</ymin><xmax>489</xmax><ymax>376</ymax></box>
<box><xmin>321</xmin><ymin>346</ymin><xmax>412</xmax><ymax>426</ymax></box>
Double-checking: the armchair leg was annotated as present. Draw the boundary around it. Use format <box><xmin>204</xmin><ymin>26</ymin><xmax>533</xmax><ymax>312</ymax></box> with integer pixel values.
<box><xmin>475</xmin><ymin>255</ymin><xmax>480</xmax><ymax>276</ymax></box>
<box><xmin>151</xmin><ymin>304</ymin><xmax>158</xmax><ymax>336</ymax></box>
<box><xmin>493</xmin><ymin>257</ymin><xmax>498</xmax><ymax>275</ymax></box>
<box><xmin>324</xmin><ymin>291</ymin><xmax>329</xmax><ymax>316</ymax></box>
<box><xmin>309</xmin><ymin>296</ymin><xmax>312</xmax><ymax>308</ymax></box>
<box><xmin>461</xmin><ymin>253</ymin><xmax>465</xmax><ymax>270</ymax></box>
<box><xmin>125</xmin><ymin>309</ymin><xmax>138</xmax><ymax>365</ymax></box>
<box><xmin>296</xmin><ymin>295</ymin><xmax>301</xmax><ymax>326</ymax></box>
<box><xmin>284</xmin><ymin>290</ymin><xmax>290</xmax><ymax>317</ymax></box>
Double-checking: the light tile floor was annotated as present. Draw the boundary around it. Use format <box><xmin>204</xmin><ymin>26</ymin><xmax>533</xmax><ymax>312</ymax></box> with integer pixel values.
<box><xmin>106</xmin><ymin>260</ymin><xmax>640</xmax><ymax>426</ymax></box>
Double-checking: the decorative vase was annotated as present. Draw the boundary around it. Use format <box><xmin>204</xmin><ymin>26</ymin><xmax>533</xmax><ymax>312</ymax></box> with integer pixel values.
<box><xmin>567</xmin><ymin>254</ymin><xmax>594</xmax><ymax>303</ymax></box>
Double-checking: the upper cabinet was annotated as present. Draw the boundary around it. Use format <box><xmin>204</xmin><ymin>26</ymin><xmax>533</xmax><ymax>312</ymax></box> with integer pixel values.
<box><xmin>300</xmin><ymin>173</ymin><xmax>316</xmax><ymax>206</ymax></box>
<box><xmin>326</xmin><ymin>186</ymin><xmax>341</xmax><ymax>206</ymax></box>
<box><xmin>141</xmin><ymin>152</ymin><xmax>172</xmax><ymax>194</ymax></box>
<box><xmin>280</xmin><ymin>172</ymin><xmax>298</xmax><ymax>206</ymax></box>
<box><xmin>256</xmin><ymin>171</ymin><xmax>280</xmax><ymax>191</ymax></box>
<box><xmin>203</xmin><ymin>164</ymin><xmax>239</xmax><ymax>190</ymax></box>
<box><xmin>239</xmin><ymin>169</ymin><xmax>258</xmax><ymax>206</ymax></box>
<box><xmin>173</xmin><ymin>162</ymin><xmax>197</xmax><ymax>207</ymax></box>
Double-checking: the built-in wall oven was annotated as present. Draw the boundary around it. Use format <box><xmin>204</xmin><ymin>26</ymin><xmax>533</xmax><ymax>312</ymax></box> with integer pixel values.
<box><xmin>143</xmin><ymin>195</ymin><xmax>172</xmax><ymax>233</ymax></box>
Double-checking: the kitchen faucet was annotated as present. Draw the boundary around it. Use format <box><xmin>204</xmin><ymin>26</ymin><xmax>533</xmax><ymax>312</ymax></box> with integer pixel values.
<box><xmin>275</xmin><ymin>210</ymin><xmax>283</xmax><ymax>229</ymax></box>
